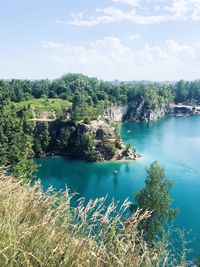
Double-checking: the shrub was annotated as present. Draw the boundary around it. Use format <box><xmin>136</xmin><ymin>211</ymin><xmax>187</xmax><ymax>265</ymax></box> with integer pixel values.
<box><xmin>107</xmin><ymin>143</ymin><xmax>117</xmax><ymax>157</ymax></box>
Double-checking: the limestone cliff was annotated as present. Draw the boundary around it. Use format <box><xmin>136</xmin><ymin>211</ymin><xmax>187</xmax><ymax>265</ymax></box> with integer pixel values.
<box><xmin>105</xmin><ymin>105</ymin><xmax>128</xmax><ymax>122</ymax></box>
<box><xmin>85</xmin><ymin>120</ymin><xmax>141</xmax><ymax>161</ymax></box>
<box><xmin>105</xmin><ymin>101</ymin><xmax>167</xmax><ymax>123</ymax></box>
<box><xmin>33</xmin><ymin>119</ymin><xmax>140</xmax><ymax>162</ymax></box>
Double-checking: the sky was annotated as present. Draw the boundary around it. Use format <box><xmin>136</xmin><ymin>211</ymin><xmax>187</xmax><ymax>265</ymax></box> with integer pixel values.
<box><xmin>0</xmin><ymin>0</ymin><xmax>200</xmax><ymax>81</ymax></box>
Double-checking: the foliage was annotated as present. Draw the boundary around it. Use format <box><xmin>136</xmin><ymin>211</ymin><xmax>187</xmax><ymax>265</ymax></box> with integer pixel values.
<box><xmin>133</xmin><ymin>161</ymin><xmax>178</xmax><ymax>244</ymax></box>
<box><xmin>33</xmin><ymin>123</ymin><xmax>51</xmax><ymax>157</ymax></box>
<box><xmin>83</xmin><ymin>117</ymin><xmax>91</xmax><ymax>124</ymax></box>
<box><xmin>0</xmin><ymin>73</ymin><xmax>175</xmax><ymax>123</ymax></box>
<box><xmin>12</xmin><ymin>159</ymin><xmax>38</xmax><ymax>184</ymax></box>
<box><xmin>73</xmin><ymin>132</ymin><xmax>100</xmax><ymax>161</ymax></box>
<box><xmin>174</xmin><ymin>80</ymin><xmax>200</xmax><ymax>104</ymax></box>
<box><xmin>107</xmin><ymin>143</ymin><xmax>117</xmax><ymax>157</ymax></box>
<box><xmin>6</xmin><ymin>98</ymin><xmax>71</xmax><ymax>120</ymax></box>
<box><xmin>57</xmin><ymin>127</ymin><xmax>71</xmax><ymax>152</ymax></box>
<box><xmin>125</xmin><ymin>143</ymin><xmax>132</xmax><ymax>151</ymax></box>
<box><xmin>1</xmin><ymin>73</ymin><xmax>200</xmax><ymax>166</ymax></box>
<box><xmin>1</xmin><ymin>74</ymin><xmax>200</xmax><ymax>116</ymax></box>
<box><xmin>0</xmin><ymin>109</ymin><xmax>33</xmax><ymax>165</ymax></box>
<box><xmin>112</xmin><ymin>122</ymin><xmax>121</xmax><ymax>141</ymax></box>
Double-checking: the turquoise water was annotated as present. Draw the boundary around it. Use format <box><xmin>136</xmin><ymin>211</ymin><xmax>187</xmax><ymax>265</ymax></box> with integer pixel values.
<box><xmin>37</xmin><ymin>115</ymin><xmax>200</xmax><ymax>257</ymax></box>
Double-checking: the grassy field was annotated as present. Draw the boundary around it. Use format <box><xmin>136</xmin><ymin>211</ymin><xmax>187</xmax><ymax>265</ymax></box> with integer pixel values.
<box><xmin>7</xmin><ymin>98</ymin><xmax>72</xmax><ymax>119</ymax></box>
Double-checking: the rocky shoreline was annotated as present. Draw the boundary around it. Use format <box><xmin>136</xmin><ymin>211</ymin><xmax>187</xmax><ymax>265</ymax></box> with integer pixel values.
<box><xmin>34</xmin><ymin>102</ymin><xmax>200</xmax><ymax>163</ymax></box>
<box><xmin>105</xmin><ymin>102</ymin><xmax>200</xmax><ymax>123</ymax></box>
<box><xmin>80</xmin><ymin>120</ymin><xmax>141</xmax><ymax>162</ymax></box>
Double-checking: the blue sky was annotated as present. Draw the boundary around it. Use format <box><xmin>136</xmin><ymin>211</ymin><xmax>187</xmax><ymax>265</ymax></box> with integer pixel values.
<box><xmin>1</xmin><ymin>0</ymin><xmax>200</xmax><ymax>80</ymax></box>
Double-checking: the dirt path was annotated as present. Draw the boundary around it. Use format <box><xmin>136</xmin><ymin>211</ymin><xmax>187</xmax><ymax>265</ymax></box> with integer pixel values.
<box><xmin>28</xmin><ymin>105</ymin><xmax>57</xmax><ymax>122</ymax></box>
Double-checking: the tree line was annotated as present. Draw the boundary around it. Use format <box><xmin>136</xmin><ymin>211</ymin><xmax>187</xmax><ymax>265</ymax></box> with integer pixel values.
<box><xmin>1</xmin><ymin>74</ymin><xmax>200</xmax><ymax>106</ymax></box>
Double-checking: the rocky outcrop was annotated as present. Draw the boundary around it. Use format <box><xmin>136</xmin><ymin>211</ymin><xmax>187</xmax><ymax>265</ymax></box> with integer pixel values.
<box><xmin>112</xmin><ymin>146</ymin><xmax>142</xmax><ymax>161</ymax></box>
<box><xmin>142</xmin><ymin>108</ymin><xmax>166</xmax><ymax>121</ymax></box>
<box><xmin>90</xmin><ymin>120</ymin><xmax>141</xmax><ymax>161</ymax></box>
<box><xmin>105</xmin><ymin>101</ymin><xmax>167</xmax><ymax>122</ymax></box>
<box><xmin>75</xmin><ymin>123</ymin><xmax>90</xmax><ymax>138</ymax></box>
<box><xmin>33</xmin><ymin>119</ymin><xmax>140</xmax><ymax>162</ymax></box>
<box><xmin>105</xmin><ymin>105</ymin><xmax>128</xmax><ymax>122</ymax></box>
<box><xmin>169</xmin><ymin>104</ymin><xmax>200</xmax><ymax>115</ymax></box>
<box><xmin>90</xmin><ymin>120</ymin><xmax>115</xmax><ymax>139</ymax></box>
<box><xmin>125</xmin><ymin>101</ymin><xmax>167</xmax><ymax>122</ymax></box>
<box><xmin>74</xmin><ymin>120</ymin><xmax>140</xmax><ymax>162</ymax></box>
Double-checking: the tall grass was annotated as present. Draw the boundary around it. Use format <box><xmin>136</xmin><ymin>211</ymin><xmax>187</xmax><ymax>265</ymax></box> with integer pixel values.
<box><xmin>0</xmin><ymin>172</ymin><xmax>186</xmax><ymax>266</ymax></box>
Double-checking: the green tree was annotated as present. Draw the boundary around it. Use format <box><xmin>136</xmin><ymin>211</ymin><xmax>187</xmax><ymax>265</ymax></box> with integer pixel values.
<box><xmin>33</xmin><ymin>123</ymin><xmax>51</xmax><ymax>157</ymax></box>
<box><xmin>133</xmin><ymin>161</ymin><xmax>178</xmax><ymax>244</ymax></box>
<box><xmin>0</xmin><ymin>111</ymin><xmax>33</xmax><ymax>165</ymax></box>
<box><xmin>57</xmin><ymin>127</ymin><xmax>71</xmax><ymax>151</ymax></box>
<box><xmin>12</xmin><ymin>159</ymin><xmax>38</xmax><ymax>184</ymax></box>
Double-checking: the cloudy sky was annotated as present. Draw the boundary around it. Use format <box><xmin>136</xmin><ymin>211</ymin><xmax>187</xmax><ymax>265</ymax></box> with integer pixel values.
<box><xmin>1</xmin><ymin>0</ymin><xmax>200</xmax><ymax>81</ymax></box>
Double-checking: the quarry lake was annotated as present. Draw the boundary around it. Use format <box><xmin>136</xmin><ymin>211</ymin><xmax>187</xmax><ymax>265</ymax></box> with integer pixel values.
<box><xmin>37</xmin><ymin>115</ymin><xmax>200</xmax><ymax>257</ymax></box>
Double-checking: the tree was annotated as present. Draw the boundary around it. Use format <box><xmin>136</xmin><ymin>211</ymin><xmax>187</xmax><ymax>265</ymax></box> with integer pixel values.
<box><xmin>57</xmin><ymin>127</ymin><xmax>70</xmax><ymax>151</ymax></box>
<box><xmin>133</xmin><ymin>161</ymin><xmax>178</xmax><ymax>244</ymax></box>
<box><xmin>33</xmin><ymin>123</ymin><xmax>51</xmax><ymax>157</ymax></box>
<box><xmin>0</xmin><ymin>111</ymin><xmax>33</xmax><ymax>165</ymax></box>
<box><xmin>12</xmin><ymin>159</ymin><xmax>38</xmax><ymax>184</ymax></box>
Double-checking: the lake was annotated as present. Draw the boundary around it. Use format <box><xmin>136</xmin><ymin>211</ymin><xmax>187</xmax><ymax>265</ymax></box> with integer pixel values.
<box><xmin>37</xmin><ymin>115</ymin><xmax>200</xmax><ymax>258</ymax></box>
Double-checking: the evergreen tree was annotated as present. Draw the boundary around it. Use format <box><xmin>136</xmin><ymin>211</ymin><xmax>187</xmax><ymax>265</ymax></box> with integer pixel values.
<box><xmin>133</xmin><ymin>161</ymin><xmax>178</xmax><ymax>244</ymax></box>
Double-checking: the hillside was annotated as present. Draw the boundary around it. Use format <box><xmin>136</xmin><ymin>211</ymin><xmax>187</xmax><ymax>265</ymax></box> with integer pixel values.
<box><xmin>6</xmin><ymin>98</ymin><xmax>71</xmax><ymax>121</ymax></box>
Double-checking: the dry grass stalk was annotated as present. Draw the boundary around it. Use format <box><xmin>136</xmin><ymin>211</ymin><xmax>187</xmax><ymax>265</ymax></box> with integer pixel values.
<box><xmin>0</xmin><ymin>172</ymin><xmax>176</xmax><ymax>266</ymax></box>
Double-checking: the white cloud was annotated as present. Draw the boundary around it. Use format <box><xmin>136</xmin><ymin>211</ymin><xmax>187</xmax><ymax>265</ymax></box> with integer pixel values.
<box><xmin>165</xmin><ymin>0</ymin><xmax>200</xmax><ymax>20</ymax></box>
<box><xmin>165</xmin><ymin>0</ymin><xmax>188</xmax><ymax>16</ymax></box>
<box><xmin>43</xmin><ymin>37</ymin><xmax>200</xmax><ymax>80</ymax></box>
<box><xmin>65</xmin><ymin>7</ymin><xmax>172</xmax><ymax>27</ymax></box>
<box><xmin>166</xmin><ymin>39</ymin><xmax>196</xmax><ymax>61</ymax></box>
<box><xmin>60</xmin><ymin>0</ymin><xmax>200</xmax><ymax>27</ymax></box>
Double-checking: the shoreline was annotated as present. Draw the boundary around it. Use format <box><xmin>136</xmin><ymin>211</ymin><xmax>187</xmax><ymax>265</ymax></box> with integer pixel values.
<box><xmin>37</xmin><ymin>113</ymin><xmax>199</xmax><ymax>164</ymax></box>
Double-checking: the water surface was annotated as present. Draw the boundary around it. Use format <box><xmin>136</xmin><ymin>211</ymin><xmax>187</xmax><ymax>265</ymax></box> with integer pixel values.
<box><xmin>37</xmin><ymin>115</ymin><xmax>200</xmax><ymax>257</ymax></box>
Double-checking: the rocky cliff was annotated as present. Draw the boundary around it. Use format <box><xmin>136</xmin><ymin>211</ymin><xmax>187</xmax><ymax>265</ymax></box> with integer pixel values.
<box><xmin>33</xmin><ymin>119</ymin><xmax>140</xmax><ymax>162</ymax></box>
<box><xmin>33</xmin><ymin>102</ymin><xmax>200</xmax><ymax>162</ymax></box>
<box><xmin>105</xmin><ymin>101</ymin><xmax>167</xmax><ymax>123</ymax></box>
<box><xmin>105</xmin><ymin>105</ymin><xmax>128</xmax><ymax>122</ymax></box>
<box><xmin>78</xmin><ymin>120</ymin><xmax>141</xmax><ymax>161</ymax></box>
<box><xmin>170</xmin><ymin>104</ymin><xmax>200</xmax><ymax>115</ymax></box>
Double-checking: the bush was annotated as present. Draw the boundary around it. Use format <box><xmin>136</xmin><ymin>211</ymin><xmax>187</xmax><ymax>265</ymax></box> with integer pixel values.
<box><xmin>107</xmin><ymin>143</ymin><xmax>117</xmax><ymax>157</ymax></box>
<box><xmin>83</xmin><ymin>117</ymin><xmax>91</xmax><ymax>124</ymax></box>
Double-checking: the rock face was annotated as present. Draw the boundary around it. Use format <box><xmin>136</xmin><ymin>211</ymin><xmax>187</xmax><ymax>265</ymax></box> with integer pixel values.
<box><xmin>125</xmin><ymin>101</ymin><xmax>167</xmax><ymax>122</ymax></box>
<box><xmin>112</xmin><ymin>147</ymin><xmax>142</xmax><ymax>161</ymax></box>
<box><xmin>75</xmin><ymin>123</ymin><xmax>90</xmax><ymax>138</ymax></box>
<box><xmin>105</xmin><ymin>101</ymin><xmax>167</xmax><ymax>122</ymax></box>
<box><xmin>170</xmin><ymin>104</ymin><xmax>200</xmax><ymax>115</ymax></box>
<box><xmin>33</xmin><ymin>118</ymin><xmax>141</xmax><ymax>162</ymax></box>
<box><xmin>88</xmin><ymin>120</ymin><xmax>140</xmax><ymax>162</ymax></box>
<box><xmin>90</xmin><ymin>120</ymin><xmax>115</xmax><ymax>139</ymax></box>
<box><xmin>32</xmin><ymin>101</ymin><xmax>200</xmax><ymax>163</ymax></box>
<box><xmin>105</xmin><ymin>105</ymin><xmax>128</xmax><ymax>122</ymax></box>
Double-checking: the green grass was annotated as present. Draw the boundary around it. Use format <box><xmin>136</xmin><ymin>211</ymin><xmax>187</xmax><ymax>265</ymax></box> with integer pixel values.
<box><xmin>6</xmin><ymin>98</ymin><xmax>72</xmax><ymax>119</ymax></box>
<box><xmin>10</xmin><ymin>98</ymin><xmax>71</xmax><ymax>111</ymax></box>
